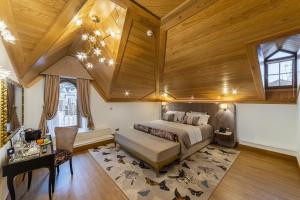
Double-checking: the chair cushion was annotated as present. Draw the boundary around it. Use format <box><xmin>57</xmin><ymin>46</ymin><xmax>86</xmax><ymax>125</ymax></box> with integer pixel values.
<box><xmin>115</xmin><ymin>128</ymin><xmax>180</xmax><ymax>163</ymax></box>
<box><xmin>55</xmin><ymin>150</ymin><xmax>72</xmax><ymax>166</ymax></box>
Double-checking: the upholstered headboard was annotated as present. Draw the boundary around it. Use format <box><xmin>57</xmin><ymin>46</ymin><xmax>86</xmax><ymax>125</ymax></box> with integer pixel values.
<box><xmin>162</xmin><ymin>103</ymin><xmax>237</xmax><ymax>145</ymax></box>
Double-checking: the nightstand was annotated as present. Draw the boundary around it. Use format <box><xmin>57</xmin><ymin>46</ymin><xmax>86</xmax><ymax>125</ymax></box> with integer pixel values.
<box><xmin>214</xmin><ymin>130</ymin><xmax>235</xmax><ymax>147</ymax></box>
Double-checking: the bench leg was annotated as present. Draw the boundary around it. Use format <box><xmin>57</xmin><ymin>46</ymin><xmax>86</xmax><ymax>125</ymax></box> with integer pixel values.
<box><xmin>154</xmin><ymin>167</ymin><xmax>160</xmax><ymax>178</ymax></box>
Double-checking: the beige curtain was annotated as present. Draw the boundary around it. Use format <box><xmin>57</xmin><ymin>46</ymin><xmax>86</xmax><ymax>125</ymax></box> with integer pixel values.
<box><xmin>38</xmin><ymin>75</ymin><xmax>60</xmax><ymax>133</ymax></box>
<box><xmin>10</xmin><ymin>106</ymin><xmax>20</xmax><ymax>131</ymax></box>
<box><xmin>77</xmin><ymin>79</ymin><xmax>94</xmax><ymax>129</ymax></box>
<box><xmin>7</xmin><ymin>82</ymin><xmax>20</xmax><ymax>131</ymax></box>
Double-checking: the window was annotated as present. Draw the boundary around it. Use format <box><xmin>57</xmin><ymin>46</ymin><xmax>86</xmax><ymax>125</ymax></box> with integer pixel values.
<box><xmin>57</xmin><ymin>81</ymin><xmax>77</xmax><ymax>127</ymax></box>
<box><xmin>265</xmin><ymin>50</ymin><xmax>297</xmax><ymax>88</ymax></box>
<box><xmin>48</xmin><ymin>79</ymin><xmax>88</xmax><ymax>135</ymax></box>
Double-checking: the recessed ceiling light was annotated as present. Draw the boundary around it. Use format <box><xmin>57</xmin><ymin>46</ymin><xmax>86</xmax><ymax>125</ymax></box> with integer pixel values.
<box><xmin>223</xmin><ymin>87</ymin><xmax>228</xmax><ymax>95</ymax></box>
<box><xmin>232</xmin><ymin>89</ymin><xmax>238</xmax><ymax>95</ymax></box>
<box><xmin>75</xmin><ymin>18</ymin><xmax>83</xmax><ymax>26</ymax></box>
<box><xmin>124</xmin><ymin>90</ymin><xmax>130</xmax><ymax>96</ymax></box>
<box><xmin>108</xmin><ymin>59</ymin><xmax>114</xmax><ymax>66</ymax></box>
<box><xmin>146</xmin><ymin>30</ymin><xmax>153</xmax><ymax>37</ymax></box>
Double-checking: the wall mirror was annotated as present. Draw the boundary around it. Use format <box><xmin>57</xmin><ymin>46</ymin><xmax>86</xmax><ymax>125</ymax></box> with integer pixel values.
<box><xmin>0</xmin><ymin>79</ymin><xmax>24</xmax><ymax>147</ymax></box>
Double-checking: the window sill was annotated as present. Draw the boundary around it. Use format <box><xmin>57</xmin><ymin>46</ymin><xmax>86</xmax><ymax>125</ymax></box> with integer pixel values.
<box><xmin>52</xmin><ymin>128</ymin><xmax>113</xmax><ymax>149</ymax></box>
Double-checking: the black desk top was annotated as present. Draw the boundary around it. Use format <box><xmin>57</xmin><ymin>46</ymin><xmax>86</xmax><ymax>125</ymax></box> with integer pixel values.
<box><xmin>2</xmin><ymin>135</ymin><xmax>54</xmax><ymax>177</ymax></box>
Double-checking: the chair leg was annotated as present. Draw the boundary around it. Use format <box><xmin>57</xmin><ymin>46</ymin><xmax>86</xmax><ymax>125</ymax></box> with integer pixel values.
<box><xmin>57</xmin><ymin>165</ymin><xmax>60</xmax><ymax>175</ymax></box>
<box><xmin>69</xmin><ymin>158</ymin><xmax>73</xmax><ymax>175</ymax></box>
<box><xmin>22</xmin><ymin>173</ymin><xmax>26</xmax><ymax>181</ymax></box>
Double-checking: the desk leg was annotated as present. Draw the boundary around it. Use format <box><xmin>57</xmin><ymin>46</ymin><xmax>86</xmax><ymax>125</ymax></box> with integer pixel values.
<box><xmin>48</xmin><ymin>174</ymin><xmax>52</xmax><ymax>200</ymax></box>
<box><xmin>7</xmin><ymin>176</ymin><xmax>15</xmax><ymax>200</ymax></box>
<box><xmin>49</xmin><ymin>166</ymin><xmax>55</xmax><ymax>194</ymax></box>
<box><xmin>27</xmin><ymin>171</ymin><xmax>32</xmax><ymax>191</ymax></box>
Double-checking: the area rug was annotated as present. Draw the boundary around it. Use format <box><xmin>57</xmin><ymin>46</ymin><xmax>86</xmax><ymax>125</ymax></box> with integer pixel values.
<box><xmin>89</xmin><ymin>144</ymin><xmax>239</xmax><ymax>200</ymax></box>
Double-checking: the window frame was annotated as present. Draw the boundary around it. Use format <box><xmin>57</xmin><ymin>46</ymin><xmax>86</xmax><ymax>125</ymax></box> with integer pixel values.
<box><xmin>58</xmin><ymin>78</ymin><xmax>78</xmax><ymax>127</ymax></box>
<box><xmin>264</xmin><ymin>49</ymin><xmax>297</xmax><ymax>89</ymax></box>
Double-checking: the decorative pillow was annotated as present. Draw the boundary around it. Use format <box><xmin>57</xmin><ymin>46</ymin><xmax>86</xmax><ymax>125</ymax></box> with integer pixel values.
<box><xmin>174</xmin><ymin>111</ymin><xmax>185</xmax><ymax>122</ymax></box>
<box><xmin>165</xmin><ymin>111</ymin><xmax>185</xmax><ymax>122</ymax></box>
<box><xmin>186</xmin><ymin>111</ymin><xmax>207</xmax><ymax>117</ymax></box>
<box><xmin>183</xmin><ymin>115</ymin><xmax>200</xmax><ymax>126</ymax></box>
<box><xmin>199</xmin><ymin>114</ymin><xmax>210</xmax><ymax>125</ymax></box>
<box><xmin>162</xmin><ymin>113</ymin><xmax>175</xmax><ymax>121</ymax></box>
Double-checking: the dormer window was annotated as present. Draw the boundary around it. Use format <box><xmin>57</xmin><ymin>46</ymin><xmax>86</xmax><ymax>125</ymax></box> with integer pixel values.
<box><xmin>264</xmin><ymin>49</ymin><xmax>297</xmax><ymax>88</ymax></box>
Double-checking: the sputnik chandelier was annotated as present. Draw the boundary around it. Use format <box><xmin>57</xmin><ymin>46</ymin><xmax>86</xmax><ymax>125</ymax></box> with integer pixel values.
<box><xmin>0</xmin><ymin>21</ymin><xmax>15</xmax><ymax>44</ymax></box>
<box><xmin>74</xmin><ymin>12</ymin><xmax>120</xmax><ymax>69</ymax></box>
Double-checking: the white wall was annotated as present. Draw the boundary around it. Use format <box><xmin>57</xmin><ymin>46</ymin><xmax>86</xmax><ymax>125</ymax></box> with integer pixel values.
<box><xmin>24</xmin><ymin>79</ymin><xmax>161</xmax><ymax>131</ymax></box>
<box><xmin>0</xmin><ymin>40</ymin><xmax>18</xmax><ymax>82</ymax></box>
<box><xmin>297</xmin><ymin>96</ymin><xmax>300</xmax><ymax>165</ymax></box>
<box><xmin>236</xmin><ymin>104</ymin><xmax>298</xmax><ymax>155</ymax></box>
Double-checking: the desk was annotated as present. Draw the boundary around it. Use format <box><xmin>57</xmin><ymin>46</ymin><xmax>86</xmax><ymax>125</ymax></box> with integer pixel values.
<box><xmin>2</xmin><ymin>137</ymin><xmax>55</xmax><ymax>200</ymax></box>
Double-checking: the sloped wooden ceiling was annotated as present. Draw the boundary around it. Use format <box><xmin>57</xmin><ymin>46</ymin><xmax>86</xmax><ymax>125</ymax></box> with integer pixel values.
<box><xmin>2</xmin><ymin>0</ymin><xmax>300</xmax><ymax>103</ymax></box>
<box><xmin>160</xmin><ymin>0</ymin><xmax>300</xmax><ymax>103</ymax></box>
<box><xmin>133</xmin><ymin>0</ymin><xmax>186</xmax><ymax>18</ymax></box>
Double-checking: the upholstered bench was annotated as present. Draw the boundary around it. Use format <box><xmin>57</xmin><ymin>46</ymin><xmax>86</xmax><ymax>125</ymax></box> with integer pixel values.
<box><xmin>115</xmin><ymin>128</ymin><xmax>180</xmax><ymax>176</ymax></box>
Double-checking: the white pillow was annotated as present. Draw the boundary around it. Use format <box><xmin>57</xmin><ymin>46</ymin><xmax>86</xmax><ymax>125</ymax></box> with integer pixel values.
<box><xmin>174</xmin><ymin>111</ymin><xmax>185</xmax><ymax>122</ymax></box>
<box><xmin>199</xmin><ymin>114</ymin><xmax>210</xmax><ymax>125</ymax></box>
<box><xmin>186</xmin><ymin>112</ymin><xmax>209</xmax><ymax>125</ymax></box>
<box><xmin>166</xmin><ymin>111</ymin><xmax>185</xmax><ymax>122</ymax></box>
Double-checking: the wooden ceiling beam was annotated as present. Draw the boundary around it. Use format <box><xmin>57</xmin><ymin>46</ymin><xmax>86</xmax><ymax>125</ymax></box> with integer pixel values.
<box><xmin>161</xmin><ymin>0</ymin><xmax>218</xmax><ymax>30</ymax></box>
<box><xmin>156</xmin><ymin>28</ymin><xmax>167</xmax><ymax>97</ymax></box>
<box><xmin>0</xmin><ymin>0</ymin><xmax>25</xmax><ymax>81</ymax></box>
<box><xmin>110</xmin><ymin>0</ymin><xmax>160</xmax><ymax>22</ymax></box>
<box><xmin>109</xmin><ymin>11</ymin><xmax>133</xmax><ymax>96</ymax></box>
<box><xmin>245</xmin><ymin>44</ymin><xmax>265</xmax><ymax>100</ymax></box>
<box><xmin>20</xmin><ymin>0</ymin><xmax>89</xmax><ymax>85</ymax></box>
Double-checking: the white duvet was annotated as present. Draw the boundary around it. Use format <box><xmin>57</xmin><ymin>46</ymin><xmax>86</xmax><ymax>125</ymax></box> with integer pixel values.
<box><xmin>150</xmin><ymin>120</ymin><xmax>202</xmax><ymax>145</ymax></box>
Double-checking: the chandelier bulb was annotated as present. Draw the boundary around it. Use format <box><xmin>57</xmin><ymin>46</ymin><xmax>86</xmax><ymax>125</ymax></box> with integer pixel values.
<box><xmin>99</xmin><ymin>57</ymin><xmax>106</xmax><ymax>63</ymax></box>
<box><xmin>85</xmin><ymin>62</ymin><xmax>94</xmax><ymax>69</ymax></box>
<box><xmin>108</xmin><ymin>59</ymin><xmax>114</xmax><ymax>66</ymax></box>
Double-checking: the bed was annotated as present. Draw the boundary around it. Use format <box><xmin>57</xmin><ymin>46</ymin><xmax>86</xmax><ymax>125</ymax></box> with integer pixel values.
<box><xmin>115</xmin><ymin>119</ymin><xmax>213</xmax><ymax>176</ymax></box>
<box><xmin>115</xmin><ymin>103</ymin><xmax>236</xmax><ymax>176</ymax></box>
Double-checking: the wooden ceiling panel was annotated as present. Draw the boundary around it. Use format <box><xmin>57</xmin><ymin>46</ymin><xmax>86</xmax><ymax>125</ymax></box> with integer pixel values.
<box><xmin>163</xmin><ymin>0</ymin><xmax>300</xmax><ymax>101</ymax></box>
<box><xmin>110</xmin><ymin>20</ymin><xmax>158</xmax><ymax>99</ymax></box>
<box><xmin>10</xmin><ymin>0</ymin><xmax>69</xmax><ymax>54</ymax></box>
<box><xmin>134</xmin><ymin>0</ymin><xmax>185</xmax><ymax>18</ymax></box>
<box><xmin>3</xmin><ymin>0</ymin><xmax>300</xmax><ymax>103</ymax></box>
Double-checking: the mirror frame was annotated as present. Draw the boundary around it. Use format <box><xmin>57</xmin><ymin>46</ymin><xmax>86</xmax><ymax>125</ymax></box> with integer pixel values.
<box><xmin>0</xmin><ymin>78</ymin><xmax>24</xmax><ymax>147</ymax></box>
<box><xmin>0</xmin><ymin>79</ymin><xmax>8</xmax><ymax>147</ymax></box>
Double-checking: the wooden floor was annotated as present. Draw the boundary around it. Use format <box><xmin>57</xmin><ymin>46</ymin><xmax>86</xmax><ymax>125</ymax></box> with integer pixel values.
<box><xmin>7</xmin><ymin>146</ymin><xmax>300</xmax><ymax>200</ymax></box>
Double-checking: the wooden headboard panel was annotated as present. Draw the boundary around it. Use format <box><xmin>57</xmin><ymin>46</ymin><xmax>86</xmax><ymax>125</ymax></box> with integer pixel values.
<box><xmin>162</xmin><ymin>102</ymin><xmax>236</xmax><ymax>136</ymax></box>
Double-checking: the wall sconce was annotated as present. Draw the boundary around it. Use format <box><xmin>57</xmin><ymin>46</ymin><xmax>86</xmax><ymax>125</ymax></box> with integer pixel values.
<box><xmin>220</xmin><ymin>103</ymin><xmax>228</xmax><ymax>111</ymax></box>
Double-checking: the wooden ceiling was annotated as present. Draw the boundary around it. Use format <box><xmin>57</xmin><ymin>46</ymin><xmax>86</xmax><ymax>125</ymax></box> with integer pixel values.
<box><xmin>2</xmin><ymin>0</ymin><xmax>300</xmax><ymax>103</ymax></box>
<box><xmin>133</xmin><ymin>0</ymin><xmax>186</xmax><ymax>18</ymax></box>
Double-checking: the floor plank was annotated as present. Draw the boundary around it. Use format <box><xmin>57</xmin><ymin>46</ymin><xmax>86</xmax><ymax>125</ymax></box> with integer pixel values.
<box><xmin>7</xmin><ymin>146</ymin><xmax>300</xmax><ymax>200</ymax></box>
